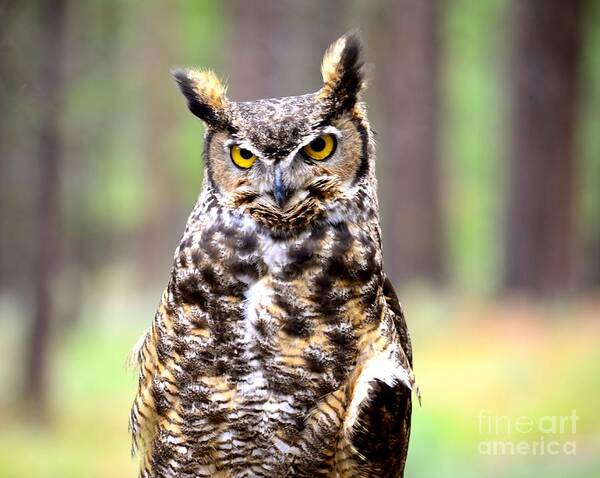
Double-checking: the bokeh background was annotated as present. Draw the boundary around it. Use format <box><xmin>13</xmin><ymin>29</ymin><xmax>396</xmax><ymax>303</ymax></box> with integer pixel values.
<box><xmin>1</xmin><ymin>0</ymin><xmax>600</xmax><ymax>476</ymax></box>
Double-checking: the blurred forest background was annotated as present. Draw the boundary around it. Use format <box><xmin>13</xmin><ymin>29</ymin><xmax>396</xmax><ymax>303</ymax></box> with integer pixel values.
<box><xmin>1</xmin><ymin>0</ymin><xmax>600</xmax><ymax>477</ymax></box>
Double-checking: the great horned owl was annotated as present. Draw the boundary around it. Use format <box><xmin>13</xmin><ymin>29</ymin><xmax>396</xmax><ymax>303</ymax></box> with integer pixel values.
<box><xmin>129</xmin><ymin>33</ymin><xmax>416</xmax><ymax>478</ymax></box>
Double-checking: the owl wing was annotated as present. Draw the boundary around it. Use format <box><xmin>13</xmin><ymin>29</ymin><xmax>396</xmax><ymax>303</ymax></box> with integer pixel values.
<box><xmin>129</xmin><ymin>327</ymin><xmax>156</xmax><ymax>474</ymax></box>
<box><xmin>340</xmin><ymin>275</ymin><xmax>414</xmax><ymax>477</ymax></box>
<box><xmin>129</xmin><ymin>292</ymin><xmax>173</xmax><ymax>476</ymax></box>
<box><xmin>380</xmin><ymin>274</ymin><xmax>414</xmax><ymax>476</ymax></box>
<box><xmin>382</xmin><ymin>274</ymin><xmax>413</xmax><ymax>368</ymax></box>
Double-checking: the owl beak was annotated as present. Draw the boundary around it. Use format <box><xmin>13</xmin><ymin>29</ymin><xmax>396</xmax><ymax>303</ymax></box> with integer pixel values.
<box><xmin>273</xmin><ymin>166</ymin><xmax>291</xmax><ymax>208</ymax></box>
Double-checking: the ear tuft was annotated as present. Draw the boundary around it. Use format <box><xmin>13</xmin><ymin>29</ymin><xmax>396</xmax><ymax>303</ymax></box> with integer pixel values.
<box><xmin>319</xmin><ymin>32</ymin><xmax>365</xmax><ymax>113</ymax></box>
<box><xmin>171</xmin><ymin>68</ymin><xmax>229</xmax><ymax>128</ymax></box>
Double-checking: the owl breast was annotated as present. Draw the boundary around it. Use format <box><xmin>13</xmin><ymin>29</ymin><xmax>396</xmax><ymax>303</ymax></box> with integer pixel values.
<box><xmin>163</xmin><ymin>203</ymin><xmax>385</xmax><ymax>475</ymax></box>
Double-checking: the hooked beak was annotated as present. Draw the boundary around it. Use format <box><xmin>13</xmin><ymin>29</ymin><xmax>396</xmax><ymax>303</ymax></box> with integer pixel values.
<box><xmin>273</xmin><ymin>167</ymin><xmax>291</xmax><ymax>208</ymax></box>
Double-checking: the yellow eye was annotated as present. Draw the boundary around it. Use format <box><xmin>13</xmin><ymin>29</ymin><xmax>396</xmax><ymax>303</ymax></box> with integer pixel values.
<box><xmin>230</xmin><ymin>145</ymin><xmax>256</xmax><ymax>169</ymax></box>
<box><xmin>303</xmin><ymin>134</ymin><xmax>336</xmax><ymax>161</ymax></box>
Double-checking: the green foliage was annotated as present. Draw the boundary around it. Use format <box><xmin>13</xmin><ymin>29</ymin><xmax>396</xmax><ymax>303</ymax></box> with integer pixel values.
<box><xmin>578</xmin><ymin>0</ymin><xmax>600</xmax><ymax>250</ymax></box>
<box><xmin>442</xmin><ymin>0</ymin><xmax>508</xmax><ymax>292</ymax></box>
<box><xmin>0</xmin><ymin>324</ymin><xmax>141</xmax><ymax>477</ymax></box>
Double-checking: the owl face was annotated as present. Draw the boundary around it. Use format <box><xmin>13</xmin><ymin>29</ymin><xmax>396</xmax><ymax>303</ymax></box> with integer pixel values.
<box><xmin>173</xmin><ymin>33</ymin><xmax>371</xmax><ymax>236</ymax></box>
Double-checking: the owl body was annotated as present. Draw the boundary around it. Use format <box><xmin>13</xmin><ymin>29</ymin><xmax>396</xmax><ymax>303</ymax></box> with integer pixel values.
<box><xmin>130</xmin><ymin>34</ymin><xmax>415</xmax><ymax>477</ymax></box>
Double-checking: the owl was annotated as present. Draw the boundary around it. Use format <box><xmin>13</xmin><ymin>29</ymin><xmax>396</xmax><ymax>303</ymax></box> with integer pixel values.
<box><xmin>129</xmin><ymin>33</ymin><xmax>416</xmax><ymax>478</ymax></box>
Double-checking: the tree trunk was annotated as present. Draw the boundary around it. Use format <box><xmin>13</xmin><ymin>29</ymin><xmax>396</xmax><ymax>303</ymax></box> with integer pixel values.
<box><xmin>0</xmin><ymin>0</ymin><xmax>17</xmax><ymax>290</ymax></box>
<box><xmin>25</xmin><ymin>0</ymin><xmax>66</xmax><ymax>416</ymax></box>
<box><xmin>377</xmin><ymin>0</ymin><xmax>444</xmax><ymax>285</ymax></box>
<box><xmin>228</xmin><ymin>0</ymin><xmax>347</xmax><ymax>100</ymax></box>
<box><xmin>228</xmin><ymin>0</ymin><xmax>293</xmax><ymax>100</ymax></box>
<box><xmin>504</xmin><ymin>0</ymin><xmax>584</xmax><ymax>295</ymax></box>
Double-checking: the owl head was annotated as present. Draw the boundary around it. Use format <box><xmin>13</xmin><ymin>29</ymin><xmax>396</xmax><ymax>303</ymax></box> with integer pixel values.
<box><xmin>173</xmin><ymin>33</ymin><xmax>374</xmax><ymax>237</ymax></box>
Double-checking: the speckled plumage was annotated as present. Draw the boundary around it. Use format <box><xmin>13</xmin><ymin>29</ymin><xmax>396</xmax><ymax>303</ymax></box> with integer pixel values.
<box><xmin>130</xmin><ymin>33</ymin><xmax>416</xmax><ymax>477</ymax></box>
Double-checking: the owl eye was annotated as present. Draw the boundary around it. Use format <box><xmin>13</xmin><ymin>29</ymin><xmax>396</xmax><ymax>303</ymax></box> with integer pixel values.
<box><xmin>302</xmin><ymin>134</ymin><xmax>336</xmax><ymax>161</ymax></box>
<box><xmin>230</xmin><ymin>145</ymin><xmax>256</xmax><ymax>169</ymax></box>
